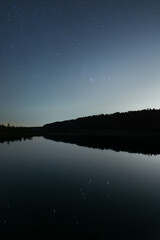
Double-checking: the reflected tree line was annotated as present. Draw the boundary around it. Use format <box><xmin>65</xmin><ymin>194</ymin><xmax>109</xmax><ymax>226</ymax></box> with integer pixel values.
<box><xmin>1</xmin><ymin>109</ymin><xmax>160</xmax><ymax>155</ymax></box>
<box><xmin>44</xmin><ymin>134</ymin><xmax>160</xmax><ymax>156</ymax></box>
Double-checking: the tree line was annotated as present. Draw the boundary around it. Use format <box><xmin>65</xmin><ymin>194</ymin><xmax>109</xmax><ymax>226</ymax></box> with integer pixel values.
<box><xmin>43</xmin><ymin>109</ymin><xmax>160</xmax><ymax>132</ymax></box>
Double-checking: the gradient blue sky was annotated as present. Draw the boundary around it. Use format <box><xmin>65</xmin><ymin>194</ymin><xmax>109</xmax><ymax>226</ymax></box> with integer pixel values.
<box><xmin>1</xmin><ymin>0</ymin><xmax>160</xmax><ymax>126</ymax></box>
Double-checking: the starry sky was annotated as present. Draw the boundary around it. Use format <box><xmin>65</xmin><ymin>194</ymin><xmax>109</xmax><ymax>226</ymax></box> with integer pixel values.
<box><xmin>1</xmin><ymin>0</ymin><xmax>160</xmax><ymax>126</ymax></box>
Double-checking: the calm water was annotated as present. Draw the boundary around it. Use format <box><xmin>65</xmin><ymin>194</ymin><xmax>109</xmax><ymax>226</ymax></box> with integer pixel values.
<box><xmin>0</xmin><ymin>137</ymin><xmax>160</xmax><ymax>239</ymax></box>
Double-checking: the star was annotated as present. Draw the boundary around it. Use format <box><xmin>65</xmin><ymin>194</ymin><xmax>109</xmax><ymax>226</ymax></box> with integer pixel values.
<box><xmin>89</xmin><ymin>77</ymin><xmax>94</xmax><ymax>83</ymax></box>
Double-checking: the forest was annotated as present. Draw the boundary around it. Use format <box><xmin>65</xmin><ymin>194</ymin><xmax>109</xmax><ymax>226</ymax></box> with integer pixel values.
<box><xmin>1</xmin><ymin>108</ymin><xmax>160</xmax><ymax>142</ymax></box>
<box><xmin>43</xmin><ymin>108</ymin><xmax>160</xmax><ymax>134</ymax></box>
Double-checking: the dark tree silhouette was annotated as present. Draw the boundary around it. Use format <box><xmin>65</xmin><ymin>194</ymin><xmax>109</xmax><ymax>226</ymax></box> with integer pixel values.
<box><xmin>43</xmin><ymin>108</ymin><xmax>160</xmax><ymax>134</ymax></box>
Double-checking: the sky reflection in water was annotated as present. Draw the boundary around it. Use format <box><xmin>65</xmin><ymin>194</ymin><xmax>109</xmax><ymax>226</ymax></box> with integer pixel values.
<box><xmin>0</xmin><ymin>137</ymin><xmax>160</xmax><ymax>239</ymax></box>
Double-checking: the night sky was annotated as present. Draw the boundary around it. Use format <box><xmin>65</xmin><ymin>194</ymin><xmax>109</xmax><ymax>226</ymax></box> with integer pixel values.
<box><xmin>1</xmin><ymin>0</ymin><xmax>160</xmax><ymax>126</ymax></box>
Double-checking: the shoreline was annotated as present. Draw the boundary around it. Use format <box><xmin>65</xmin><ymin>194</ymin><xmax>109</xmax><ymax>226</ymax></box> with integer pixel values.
<box><xmin>1</xmin><ymin>128</ymin><xmax>160</xmax><ymax>155</ymax></box>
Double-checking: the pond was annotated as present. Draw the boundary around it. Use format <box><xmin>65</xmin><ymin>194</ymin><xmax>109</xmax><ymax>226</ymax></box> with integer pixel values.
<box><xmin>0</xmin><ymin>137</ymin><xmax>160</xmax><ymax>239</ymax></box>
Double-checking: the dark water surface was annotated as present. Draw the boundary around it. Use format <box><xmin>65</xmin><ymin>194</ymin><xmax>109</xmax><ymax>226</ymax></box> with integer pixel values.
<box><xmin>0</xmin><ymin>137</ymin><xmax>160</xmax><ymax>239</ymax></box>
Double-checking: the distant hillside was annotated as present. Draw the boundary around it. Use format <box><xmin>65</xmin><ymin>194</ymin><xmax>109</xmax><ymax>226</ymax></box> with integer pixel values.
<box><xmin>0</xmin><ymin>125</ymin><xmax>42</xmax><ymax>142</ymax></box>
<box><xmin>43</xmin><ymin>109</ymin><xmax>160</xmax><ymax>134</ymax></box>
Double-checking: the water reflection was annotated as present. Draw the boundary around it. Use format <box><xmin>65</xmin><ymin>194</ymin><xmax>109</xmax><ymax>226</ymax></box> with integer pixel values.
<box><xmin>0</xmin><ymin>137</ymin><xmax>160</xmax><ymax>239</ymax></box>
<box><xmin>1</xmin><ymin>134</ymin><xmax>160</xmax><ymax>155</ymax></box>
<box><xmin>0</xmin><ymin>136</ymin><xmax>33</xmax><ymax>144</ymax></box>
<box><xmin>44</xmin><ymin>135</ymin><xmax>160</xmax><ymax>155</ymax></box>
